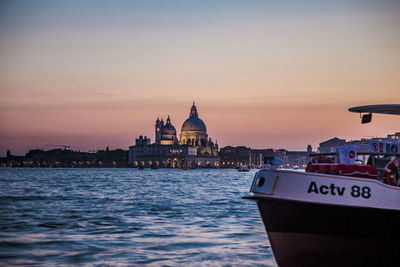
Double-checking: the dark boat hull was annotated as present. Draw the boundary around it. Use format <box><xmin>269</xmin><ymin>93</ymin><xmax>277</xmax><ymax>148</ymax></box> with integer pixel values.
<box><xmin>256</xmin><ymin>197</ymin><xmax>400</xmax><ymax>267</ymax></box>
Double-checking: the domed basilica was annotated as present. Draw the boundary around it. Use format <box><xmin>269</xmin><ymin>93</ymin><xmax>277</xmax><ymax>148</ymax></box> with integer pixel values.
<box><xmin>180</xmin><ymin>103</ymin><xmax>208</xmax><ymax>146</ymax></box>
<box><xmin>155</xmin><ymin>102</ymin><xmax>218</xmax><ymax>156</ymax></box>
<box><xmin>129</xmin><ymin>102</ymin><xmax>219</xmax><ymax>168</ymax></box>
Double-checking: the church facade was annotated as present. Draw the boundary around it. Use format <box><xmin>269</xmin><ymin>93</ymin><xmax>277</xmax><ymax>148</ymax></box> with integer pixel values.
<box><xmin>129</xmin><ymin>103</ymin><xmax>219</xmax><ymax>168</ymax></box>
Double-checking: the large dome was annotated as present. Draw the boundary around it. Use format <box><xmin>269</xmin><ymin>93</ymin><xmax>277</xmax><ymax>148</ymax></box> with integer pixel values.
<box><xmin>181</xmin><ymin>103</ymin><xmax>207</xmax><ymax>132</ymax></box>
<box><xmin>181</xmin><ymin>117</ymin><xmax>207</xmax><ymax>132</ymax></box>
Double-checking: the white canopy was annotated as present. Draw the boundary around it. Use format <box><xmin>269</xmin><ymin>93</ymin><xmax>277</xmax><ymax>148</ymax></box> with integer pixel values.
<box><xmin>348</xmin><ymin>104</ymin><xmax>400</xmax><ymax>115</ymax></box>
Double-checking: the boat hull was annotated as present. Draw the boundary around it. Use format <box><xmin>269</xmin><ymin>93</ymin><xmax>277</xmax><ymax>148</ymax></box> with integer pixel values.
<box><xmin>256</xmin><ymin>197</ymin><xmax>400</xmax><ymax>267</ymax></box>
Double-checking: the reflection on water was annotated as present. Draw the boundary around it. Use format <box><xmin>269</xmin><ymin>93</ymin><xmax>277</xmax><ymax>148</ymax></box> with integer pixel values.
<box><xmin>0</xmin><ymin>168</ymin><xmax>276</xmax><ymax>266</ymax></box>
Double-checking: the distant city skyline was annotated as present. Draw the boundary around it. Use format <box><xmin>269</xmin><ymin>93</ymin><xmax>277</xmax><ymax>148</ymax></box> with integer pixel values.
<box><xmin>1</xmin><ymin>0</ymin><xmax>400</xmax><ymax>156</ymax></box>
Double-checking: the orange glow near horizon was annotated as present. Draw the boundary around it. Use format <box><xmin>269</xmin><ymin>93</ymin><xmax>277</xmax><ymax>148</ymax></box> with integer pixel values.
<box><xmin>0</xmin><ymin>1</ymin><xmax>399</xmax><ymax>155</ymax></box>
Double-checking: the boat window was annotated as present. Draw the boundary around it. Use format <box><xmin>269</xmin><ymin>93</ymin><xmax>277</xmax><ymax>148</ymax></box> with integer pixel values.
<box><xmin>373</xmin><ymin>157</ymin><xmax>392</xmax><ymax>180</ymax></box>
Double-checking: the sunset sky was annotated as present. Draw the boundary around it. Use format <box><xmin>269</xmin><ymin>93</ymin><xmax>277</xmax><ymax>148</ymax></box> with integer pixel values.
<box><xmin>1</xmin><ymin>0</ymin><xmax>399</xmax><ymax>156</ymax></box>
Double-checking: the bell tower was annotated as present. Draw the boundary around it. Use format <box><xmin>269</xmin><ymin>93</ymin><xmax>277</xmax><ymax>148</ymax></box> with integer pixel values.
<box><xmin>155</xmin><ymin>118</ymin><xmax>161</xmax><ymax>144</ymax></box>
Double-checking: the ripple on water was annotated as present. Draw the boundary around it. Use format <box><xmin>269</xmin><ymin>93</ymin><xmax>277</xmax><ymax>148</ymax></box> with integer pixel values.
<box><xmin>0</xmin><ymin>168</ymin><xmax>276</xmax><ymax>266</ymax></box>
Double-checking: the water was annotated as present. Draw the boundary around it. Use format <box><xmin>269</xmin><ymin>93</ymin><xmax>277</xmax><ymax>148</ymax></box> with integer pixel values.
<box><xmin>0</xmin><ymin>168</ymin><xmax>276</xmax><ymax>266</ymax></box>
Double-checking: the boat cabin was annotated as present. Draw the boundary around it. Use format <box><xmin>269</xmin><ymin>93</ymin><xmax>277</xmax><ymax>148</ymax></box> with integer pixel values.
<box><xmin>306</xmin><ymin>104</ymin><xmax>400</xmax><ymax>186</ymax></box>
<box><xmin>306</xmin><ymin>152</ymin><xmax>399</xmax><ymax>186</ymax></box>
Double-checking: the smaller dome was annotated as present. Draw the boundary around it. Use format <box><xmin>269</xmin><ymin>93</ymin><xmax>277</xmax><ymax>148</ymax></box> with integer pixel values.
<box><xmin>161</xmin><ymin>123</ymin><xmax>176</xmax><ymax>136</ymax></box>
<box><xmin>161</xmin><ymin>115</ymin><xmax>176</xmax><ymax>137</ymax></box>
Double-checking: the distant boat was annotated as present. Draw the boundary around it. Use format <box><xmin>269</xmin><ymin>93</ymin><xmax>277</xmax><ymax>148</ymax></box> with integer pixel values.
<box><xmin>238</xmin><ymin>165</ymin><xmax>250</xmax><ymax>172</ymax></box>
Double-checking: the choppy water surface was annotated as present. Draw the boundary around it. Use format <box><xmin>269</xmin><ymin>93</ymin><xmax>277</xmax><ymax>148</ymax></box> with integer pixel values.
<box><xmin>0</xmin><ymin>168</ymin><xmax>276</xmax><ymax>266</ymax></box>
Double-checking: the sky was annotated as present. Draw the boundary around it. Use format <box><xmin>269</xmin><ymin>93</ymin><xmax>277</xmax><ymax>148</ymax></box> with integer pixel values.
<box><xmin>0</xmin><ymin>0</ymin><xmax>399</xmax><ymax>156</ymax></box>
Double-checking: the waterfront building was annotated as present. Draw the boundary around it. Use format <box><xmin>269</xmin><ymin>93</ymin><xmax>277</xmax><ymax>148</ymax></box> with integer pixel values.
<box><xmin>250</xmin><ymin>148</ymin><xmax>308</xmax><ymax>169</ymax></box>
<box><xmin>285</xmin><ymin>150</ymin><xmax>309</xmax><ymax>169</ymax></box>
<box><xmin>318</xmin><ymin>133</ymin><xmax>400</xmax><ymax>154</ymax></box>
<box><xmin>318</xmin><ymin>137</ymin><xmax>346</xmax><ymax>153</ymax></box>
<box><xmin>221</xmin><ymin>146</ymin><xmax>309</xmax><ymax>169</ymax></box>
<box><xmin>251</xmin><ymin>149</ymin><xmax>282</xmax><ymax>168</ymax></box>
<box><xmin>220</xmin><ymin>146</ymin><xmax>251</xmax><ymax>168</ymax></box>
<box><xmin>1</xmin><ymin>147</ymin><xmax>129</xmax><ymax>168</ymax></box>
<box><xmin>128</xmin><ymin>103</ymin><xmax>219</xmax><ymax>168</ymax></box>
<box><xmin>387</xmin><ymin>132</ymin><xmax>400</xmax><ymax>140</ymax></box>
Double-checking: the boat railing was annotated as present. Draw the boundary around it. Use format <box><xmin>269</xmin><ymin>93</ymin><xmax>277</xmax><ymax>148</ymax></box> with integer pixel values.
<box><xmin>309</xmin><ymin>152</ymin><xmax>400</xmax><ymax>157</ymax></box>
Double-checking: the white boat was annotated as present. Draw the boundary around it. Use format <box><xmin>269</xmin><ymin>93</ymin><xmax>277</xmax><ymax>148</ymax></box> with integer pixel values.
<box><xmin>238</xmin><ymin>165</ymin><xmax>250</xmax><ymax>172</ymax></box>
<box><xmin>244</xmin><ymin>104</ymin><xmax>400</xmax><ymax>267</ymax></box>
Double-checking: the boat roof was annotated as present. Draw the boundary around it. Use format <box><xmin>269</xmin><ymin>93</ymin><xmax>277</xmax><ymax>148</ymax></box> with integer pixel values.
<box><xmin>348</xmin><ymin>104</ymin><xmax>400</xmax><ymax>115</ymax></box>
